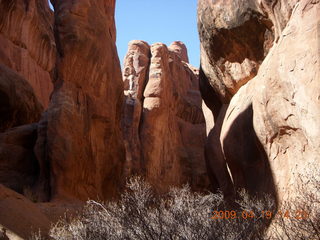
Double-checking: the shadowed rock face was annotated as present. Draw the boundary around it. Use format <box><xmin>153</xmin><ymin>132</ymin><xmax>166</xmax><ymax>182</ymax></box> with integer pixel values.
<box><xmin>220</xmin><ymin>84</ymin><xmax>275</xmax><ymax>196</ymax></box>
<box><xmin>0</xmin><ymin>0</ymin><xmax>53</xmax><ymax>202</ymax></box>
<box><xmin>0</xmin><ymin>0</ymin><xmax>56</xmax><ymax>108</ymax></box>
<box><xmin>122</xmin><ymin>40</ymin><xmax>210</xmax><ymax>193</ymax></box>
<box><xmin>0</xmin><ymin>124</ymin><xmax>39</xmax><ymax>194</ymax></box>
<box><xmin>199</xmin><ymin>0</ymin><xmax>319</xmax><ymax>203</ymax></box>
<box><xmin>35</xmin><ymin>0</ymin><xmax>125</xmax><ymax>201</ymax></box>
<box><xmin>0</xmin><ymin>64</ymin><xmax>43</xmax><ymax>132</ymax></box>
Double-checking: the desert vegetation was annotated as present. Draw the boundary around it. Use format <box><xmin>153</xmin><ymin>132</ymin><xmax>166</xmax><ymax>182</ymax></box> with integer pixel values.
<box><xmin>31</xmin><ymin>176</ymin><xmax>319</xmax><ymax>240</ymax></box>
<box><xmin>267</xmin><ymin>173</ymin><xmax>320</xmax><ymax>240</ymax></box>
<box><xmin>30</xmin><ymin>175</ymin><xmax>319</xmax><ymax>240</ymax></box>
<box><xmin>31</xmin><ymin>177</ymin><xmax>268</xmax><ymax>240</ymax></box>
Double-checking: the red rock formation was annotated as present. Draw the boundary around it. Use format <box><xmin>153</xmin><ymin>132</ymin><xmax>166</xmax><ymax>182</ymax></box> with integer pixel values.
<box><xmin>0</xmin><ymin>123</ymin><xmax>39</xmax><ymax>194</ymax></box>
<box><xmin>0</xmin><ymin>184</ymin><xmax>50</xmax><ymax>239</ymax></box>
<box><xmin>205</xmin><ymin>104</ymin><xmax>234</xmax><ymax>198</ymax></box>
<box><xmin>0</xmin><ymin>64</ymin><xmax>43</xmax><ymax>132</ymax></box>
<box><xmin>252</xmin><ymin>0</ymin><xmax>320</xmax><ymax>200</ymax></box>
<box><xmin>122</xmin><ymin>40</ymin><xmax>150</xmax><ymax>177</ymax></box>
<box><xmin>198</xmin><ymin>0</ymin><xmax>300</xmax><ymax>103</ymax></box>
<box><xmin>35</xmin><ymin>0</ymin><xmax>125</xmax><ymax>201</ymax></box>
<box><xmin>199</xmin><ymin>0</ymin><xmax>320</xmax><ymax>202</ymax></box>
<box><xmin>202</xmin><ymin>101</ymin><xmax>214</xmax><ymax>136</ymax></box>
<box><xmin>0</xmin><ymin>0</ymin><xmax>56</xmax><ymax>108</ymax></box>
<box><xmin>220</xmin><ymin>84</ymin><xmax>274</xmax><ymax>196</ymax></box>
<box><xmin>168</xmin><ymin>41</ymin><xmax>189</xmax><ymax>63</ymax></box>
<box><xmin>122</xmin><ymin>40</ymin><xmax>210</xmax><ymax>192</ymax></box>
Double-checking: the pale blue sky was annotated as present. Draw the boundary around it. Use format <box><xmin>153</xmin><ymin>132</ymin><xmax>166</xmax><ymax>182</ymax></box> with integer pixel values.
<box><xmin>49</xmin><ymin>1</ymin><xmax>200</xmax><ymax>67</ymax></box>
<box><xmin>115</xmin><ymin>1</ymin><xmax>200</xmax><ymax>67</ymax></box>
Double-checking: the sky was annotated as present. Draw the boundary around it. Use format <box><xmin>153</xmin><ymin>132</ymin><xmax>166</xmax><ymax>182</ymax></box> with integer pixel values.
<box><xmin>48</xmin><ymin>1</ymin><xmax>200</xmax><ymax>67</ymax></box>
<box><xmin>115</xmin><ymin>0</ymin><xmax>200</xmax><ymax>67</ymax></box>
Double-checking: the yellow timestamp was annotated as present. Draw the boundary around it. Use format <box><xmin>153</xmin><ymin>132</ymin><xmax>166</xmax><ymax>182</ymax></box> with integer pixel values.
<box><xmin>211</xmin><ymin>210</ymin><xmax>309</xmax><ymax>220</ymax></box>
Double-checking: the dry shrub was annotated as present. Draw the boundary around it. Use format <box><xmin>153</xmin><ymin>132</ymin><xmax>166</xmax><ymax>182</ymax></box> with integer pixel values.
<box><xmin>46</xmin><ymin>177</ymin><xmax>274</xmax><ymax>240</ymax></box>
<box><xmin>32</xmin><ymin>175</ymin><xmax>320</xmax><ymax>239</ymax></box>
<box><xmin>30</xmin><ymin>173</ymin><xmax>319</xmax><ymax>240</ymax></box>
<box><xmin>268</xmin><ymin>172</ymin><xmax>320</xmax><ymax>240</ymax></box>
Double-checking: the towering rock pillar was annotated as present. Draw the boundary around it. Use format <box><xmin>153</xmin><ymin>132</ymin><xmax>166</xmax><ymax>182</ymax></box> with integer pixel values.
<box><xmin>122</xmin><ymin>40</ymin><xmax>210</xmax><ymax>193</ymax></box>
<box><xmin>36</xmin><ymin>0</ymin><xmax>125</xmax><ymax>201</ymax></box>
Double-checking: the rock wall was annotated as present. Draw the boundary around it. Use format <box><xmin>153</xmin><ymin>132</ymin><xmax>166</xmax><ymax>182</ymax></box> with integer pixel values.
<box><xmin>0</xmin><ymin>123</ymin><xmax>39</xmax><ymax>195</ymax></box>
<box><xmin>198</xmin><ymin>0</ymin><xmax>301</xmax><ymax>104</ymax></box>
<box><xmin>0</xmin><ymin>0</ymin><xmax>210</xmax><ymax>205</ymax></box>
<box><xmin>252</xmin><ymin>0</ymin><xmax>320</xmax><ymax>200</ymax></box>
<box><xmin>0</xmin><ymin>0</ymin><xmax>55</xmax><ymax>108</ymax></box>
<box><xmin>0</xmin><ymin>0</ymin><xmax>126</xmax><ymax>203</ymax></box>
<box><xmin>199</xmin><ymin>0</ymin><xmax>320</xmax><ymax>202</ymax></box>
<box><xmin>0</xmin><ymin>62</ymin><xmax>43</xmax><ymax>201</ymax></box>
<box><xmin>122</xmin><ymin>40</ymin><xmax>210</xmax><ymax>193</ymax></box>
<box><xmin>35</xmin><ymin>0</ymin><xmax>126</xmax><ymax>201</ymax></box>
<box><xmin>0</xmin><ymin>64</ymin><xmax>43</xmax><ymax>132</ymax></box>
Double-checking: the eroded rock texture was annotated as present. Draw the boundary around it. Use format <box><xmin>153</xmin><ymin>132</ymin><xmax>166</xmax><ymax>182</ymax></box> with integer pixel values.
<box><xmin>252</xmin><ymin>0</ymin><xmax>320</xmax><ymax>200</ymax></box>
<box><xmin>122</xmin><ymin>41</ymin><xmax>210</xmax><ymax>193</ymax></box>
<box><xmin>35</xmin><ymin>0</ymin><xmax>125</xmax><ymax>201</ymax></box>
<box><xmin>199</xmin><ymin>0</ymin><xmax>320</xmax><ymax>202</ymax></box>
<box><xmin>198</xmin><ymin>0</ymin><xmax>300</xmax><ymax>103</ymax></box>
<box><xmin>168</xmin><ymin>41</ymin><xmax>189</xmax><ymax>63</ymax></box>
<box><xmin>0</xmin><ymin>64</ymin><xmax>43</xmax><ymax>132</ymax></box>
<box><xmin>0</xmin><ymin>0</ymin><xmax>55</xmax><ymax>108</ymax></box>
<box><xmin>122</xmin><ymin>40</ymin><xmax>150</xmax><ymax>177</ymax></box>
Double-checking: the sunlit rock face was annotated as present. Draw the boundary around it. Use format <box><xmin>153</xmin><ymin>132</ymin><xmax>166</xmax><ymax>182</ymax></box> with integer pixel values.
<box><xmin>35</xmin><ymin>0</ymin><xmax>126</xmax><ymax>201</ymax></box>
<box><xmin>198</xmin><ymin>0</ymin><xmax>299</xmax><ymax>104</ymax></box>
<box><xmin>122</xmin><ymin>40</ymin><xmax>211</xmax><ymax>193</ymax></box>
<box><xmin>198</xmin><ymin>0</ymin><xmax>320</xmax><ymax>203</ymax></box>
<box><xmin>0</xmin><ymin>0</ymin><xmax>56</xmax><ymax>108</ymax></box>
<box><xmin>252</xmin><ymin>0</ymin><xmax>320</xmax><ymax>201</ymax></box>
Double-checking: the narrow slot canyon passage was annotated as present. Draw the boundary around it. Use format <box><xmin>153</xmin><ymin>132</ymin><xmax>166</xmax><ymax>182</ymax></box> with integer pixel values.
<box><xmin>0</xmin><ymin>0</ymin><xmax>319</xmax><ymax>239</ymax></box>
